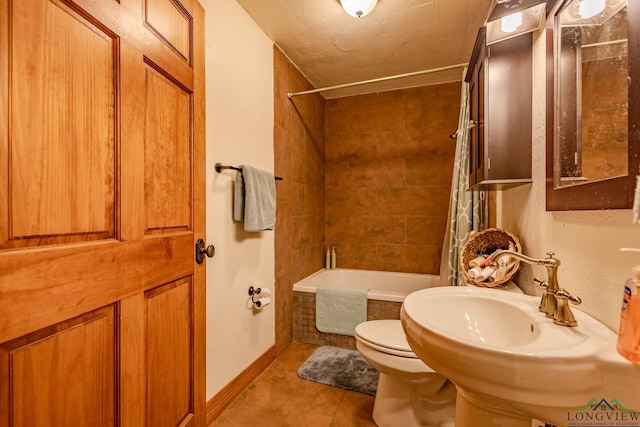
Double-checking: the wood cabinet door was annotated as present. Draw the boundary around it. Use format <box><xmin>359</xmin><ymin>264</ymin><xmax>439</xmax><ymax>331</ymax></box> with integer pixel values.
<box><xmin>468</xmin><ymin>51</ymin><xmax>486</xmax><ymax>188</ymax></box>
<box><xmin>485</xmin><ymin>33</ymin><xmax>532</xmax><ymax>182</ymax></box>
<box><xmin>0</xmin><ymin>0</ymin><xmax>206</xmax><ymax>425</ymax></box>
<box><xmin>466</xmin><ymin>28</ymin><xmax>486</xmax><ymax>189</ymax></box>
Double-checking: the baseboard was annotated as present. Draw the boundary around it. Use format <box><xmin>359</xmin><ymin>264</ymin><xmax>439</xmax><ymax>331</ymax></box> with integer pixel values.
<box><xmin>205</xmin><ymin>345</ymin><xmax>277</xmax><ymax>424</ymax></box>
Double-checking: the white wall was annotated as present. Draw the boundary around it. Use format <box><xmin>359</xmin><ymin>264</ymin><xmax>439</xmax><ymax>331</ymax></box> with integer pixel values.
<box><xmin>499</xmin><ymin>25</ymin><xmax>640</xmax><ymax>332</ymax></box>
<box><xmin>201</xmin><ymin>0</ymin><xmax>275</xmax><ymax>399</ymax></box>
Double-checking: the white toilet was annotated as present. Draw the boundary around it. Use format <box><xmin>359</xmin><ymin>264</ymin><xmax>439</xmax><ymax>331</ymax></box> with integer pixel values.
<box><xmin>355</xmin><ymin>319</ymin><xmax>456</xmax><ymax>427</ymax></box>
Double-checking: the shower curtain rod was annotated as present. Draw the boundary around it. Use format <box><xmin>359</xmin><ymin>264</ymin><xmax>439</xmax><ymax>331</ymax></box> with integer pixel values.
<box><xmin>286</xmin><ymin>63</ymin><xmax>468</xmax><ymax>99</ymax></box>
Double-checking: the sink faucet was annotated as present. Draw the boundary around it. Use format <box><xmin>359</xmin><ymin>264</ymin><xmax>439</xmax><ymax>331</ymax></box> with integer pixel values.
<box><xmin>490</xmin><ymin>250</ymin><xmax>582</xmax><ymax>326</ymax></box>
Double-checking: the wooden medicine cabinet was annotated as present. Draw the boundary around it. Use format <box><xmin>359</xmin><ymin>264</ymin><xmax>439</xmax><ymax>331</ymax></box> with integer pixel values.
<box><xmin>466</xmin><ymin>28</ymin><xmax>533</xmax><ymax>190</ymax></box>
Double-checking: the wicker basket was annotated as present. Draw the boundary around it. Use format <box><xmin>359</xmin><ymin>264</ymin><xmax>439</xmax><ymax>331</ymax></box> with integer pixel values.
<box><xmin>460</xmin><ymin>228</ymin><xmax>522</xmax><ymax>288</ymax></box>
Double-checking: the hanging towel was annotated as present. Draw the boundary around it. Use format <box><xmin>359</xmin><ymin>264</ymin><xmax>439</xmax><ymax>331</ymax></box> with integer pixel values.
<box><xmin>240</xmin><ymin>165</ymin><xmax>276</xmax><ymax>232</ymax></box>
<box><xmin>316</xmin><ymin>287</ymin><xmax>368</xmax><ymax>336</ymax></box>
<box><xmin>233</xmin><ymin>170</ymin><xmax>245</xmax><ymax>222</ymax></box>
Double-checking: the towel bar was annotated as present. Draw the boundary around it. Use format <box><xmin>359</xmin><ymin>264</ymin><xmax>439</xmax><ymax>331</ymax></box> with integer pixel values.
<box><xmin>215</xmin><ymin>162</ymin><xmax>283</xmax><ymax>180</ymax></box>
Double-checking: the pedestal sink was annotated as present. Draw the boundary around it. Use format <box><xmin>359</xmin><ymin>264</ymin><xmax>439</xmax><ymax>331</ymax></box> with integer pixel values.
<box><xmin>401</xmin><ymin>286</ymin><xmax>640</xmax><ymax>427</ymax></box>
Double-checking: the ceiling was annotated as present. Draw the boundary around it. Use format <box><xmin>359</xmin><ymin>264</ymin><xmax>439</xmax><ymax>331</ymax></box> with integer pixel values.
<box><xmin>235</xmin><ymin>0</ymin><xmax>496</xmax><ymax>98</ymax></box>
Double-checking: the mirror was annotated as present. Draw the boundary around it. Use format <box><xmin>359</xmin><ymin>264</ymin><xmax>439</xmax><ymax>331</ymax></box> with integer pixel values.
<box><xmin>556</xmin><ymin>0</ymin><xmax>627</xmax><ymax>186</ymax></box>
<box><xmin>546</xmin><ymin>0</ymin><xmax>640</xmax><ymax>210</ymax></box>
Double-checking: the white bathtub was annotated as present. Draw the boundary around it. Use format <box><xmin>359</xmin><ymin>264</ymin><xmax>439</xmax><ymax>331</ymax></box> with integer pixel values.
<box><xmin>292</xmin><ymin>268</ymin><xmax>442</xmax><ymax>303</ymax></box>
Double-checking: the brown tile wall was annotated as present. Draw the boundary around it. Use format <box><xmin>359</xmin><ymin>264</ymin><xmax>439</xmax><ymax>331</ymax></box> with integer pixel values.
<box><xmin>324</xmin><ymin>83</ymin><xmax>461</xmax><ymax>274</ymax></box>
<box><xmin>273</xmin><ymin>46</ymin><xmax>326</xmax><ymax>355</ymax></box>
<box><xmin>293</xmin><ymin>291</ymin><xmax>403</xmax><ymax>350</ymax></box>
<box><xmin>274</xmin><ymin>46</ymin><xmax>461</xmax><ymax>352</ymax></box>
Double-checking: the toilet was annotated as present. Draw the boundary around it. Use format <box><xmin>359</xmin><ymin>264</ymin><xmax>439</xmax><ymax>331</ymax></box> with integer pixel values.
<box><xmin>355</xmin><ymin>319</ymin><xmax>456</xmax><ymax>427</ymax></box>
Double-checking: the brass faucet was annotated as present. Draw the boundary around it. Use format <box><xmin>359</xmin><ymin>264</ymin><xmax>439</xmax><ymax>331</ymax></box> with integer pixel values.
<box><xmin>490</xmin><ymin>250</ymin><xmax>582</xmax><ymax>327</ymax></box>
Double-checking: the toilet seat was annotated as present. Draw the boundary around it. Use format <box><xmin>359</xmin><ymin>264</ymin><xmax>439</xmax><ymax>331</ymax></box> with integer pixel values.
<box><xmin>355</xmin><ymin>320</ymin><xmax>418</xmax><ymax>358</ymax></box>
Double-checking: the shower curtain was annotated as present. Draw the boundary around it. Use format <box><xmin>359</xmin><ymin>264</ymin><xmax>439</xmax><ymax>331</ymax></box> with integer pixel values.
<box><xmin>440</xmin><ymin>79</ymin><xmax>481</xmax><ymax>286</ymax></box>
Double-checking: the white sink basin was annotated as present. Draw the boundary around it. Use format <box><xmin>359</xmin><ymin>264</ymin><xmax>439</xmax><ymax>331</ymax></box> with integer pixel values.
<box><xmin>401</xmin><ymin>286</ymin><xmax>640</xmax><ymax>427</ymax></box>
<box><xmin>413</xmin><ymin>290</ymin><xmax>540</xmax><ymax>348</ymax></box>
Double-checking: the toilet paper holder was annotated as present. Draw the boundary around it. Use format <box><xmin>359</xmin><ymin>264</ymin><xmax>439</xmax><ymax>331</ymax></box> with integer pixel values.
<box><xmin>248</xmin><ymin>286</ymin><xmax>271</xmax><ymax>309</ymax></box>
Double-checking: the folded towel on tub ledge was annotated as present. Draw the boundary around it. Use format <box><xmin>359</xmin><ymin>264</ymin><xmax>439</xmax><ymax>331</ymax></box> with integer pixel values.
<box><xmin>316</xmin><ymin>286</ymin><xmax>368</xmax><ymax>336</ymax></box>
<box><xmin>233</xmin><ymin>165</ymin><xmax>276</xmax><ymax>232</ymax></box>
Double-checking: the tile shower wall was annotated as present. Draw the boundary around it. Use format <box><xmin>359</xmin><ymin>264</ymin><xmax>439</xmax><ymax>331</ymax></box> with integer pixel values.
<box><xmin>324</xmin><ymin>84</ymin><xmax>461</xmax><ymax>274</ymax></box>
<box><xmin>273</xmin><ymin>46</ymin><xmax>326</xmax><ymax>354</ymax></box>
<box><xmin>274</xmin><ymin>50</ymin><xmax>462</xmax><ymax>351</ymax></box>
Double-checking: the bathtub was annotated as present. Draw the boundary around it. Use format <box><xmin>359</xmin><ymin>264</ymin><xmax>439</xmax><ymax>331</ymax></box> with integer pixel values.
<box><xmin>292</xmin><ymin>268</ymin><xmax>441</xmax><ymax>349</ymax></box>
<box><xmin>293</xmin><ymin>268</ymin><xmax>441</xmax><ymax>302</ymax></box>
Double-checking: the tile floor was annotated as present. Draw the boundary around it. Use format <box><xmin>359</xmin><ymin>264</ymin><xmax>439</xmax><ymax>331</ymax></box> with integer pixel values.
<box><xmin>208</xmin><ymin>343</ymin><xmax>378</xmax><ymax>427</ymax></box>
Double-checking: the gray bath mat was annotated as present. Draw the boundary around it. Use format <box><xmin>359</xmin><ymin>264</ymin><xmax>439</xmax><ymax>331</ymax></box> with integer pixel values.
<box><xmin>297</xmin><ymin>346</ymin><xmax>379</xmax><ymax>396</ymax></box>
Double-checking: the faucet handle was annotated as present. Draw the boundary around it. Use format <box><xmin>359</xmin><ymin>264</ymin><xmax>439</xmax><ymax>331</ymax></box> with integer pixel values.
<box><xmin>556</xmin><ymin>288</ymin><xmax>581</xmax><ymax>305</ymax></box>
<box><xmin>534</xmin><ymin>277</ymin><xmax>549</xmax><ymax>313</ymax></box>
<box><xmin>553</xmin><ymin>288</ymin><xmax>581</xmax><ymax>327</ymax></box>
<box><xmin>546</xmin><ymin>252</ymin><xmax>556</xmax><ymax>258</ymax></box>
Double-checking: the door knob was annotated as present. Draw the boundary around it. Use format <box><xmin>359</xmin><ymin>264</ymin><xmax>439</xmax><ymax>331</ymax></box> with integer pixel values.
<box><xmin>195</xmin><ymin>238</ymin><xmax>215</xmax><ymax>264</ymax></box>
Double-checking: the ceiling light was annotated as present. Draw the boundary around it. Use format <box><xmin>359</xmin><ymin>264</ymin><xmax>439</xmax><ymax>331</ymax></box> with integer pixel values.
<box><xmin>486</xmin><ymin>0</ymin><xmax>546</xmax><ymax>44</ymax></box>
<box><xmin>560</xmin><ymin>0</ymin><xmax>625</xmax><ymax>26</ymax></box>
<box><xmin>579</xmin><ymin>0</ymin><xmax>606</xmax><ymax>18</ymax></box>
<box><xmin>501</xmin><ymin>12</ymin><xmax>523</xmax><ymax>32</ymax></box>
<box><xmin>340</xmin><ymin>0</ymin><xmax>378</xmax><ymax>18</ymax></box>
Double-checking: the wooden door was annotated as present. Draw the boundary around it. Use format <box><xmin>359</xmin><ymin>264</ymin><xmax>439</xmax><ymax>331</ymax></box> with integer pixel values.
<box><xmin>0</xmin><ymin>0</ymin><xmax>206</xmax><ymax>425</ymax></box>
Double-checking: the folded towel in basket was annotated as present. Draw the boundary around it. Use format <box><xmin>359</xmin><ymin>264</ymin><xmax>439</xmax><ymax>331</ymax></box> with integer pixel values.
<box><xmin>235</xmin><ymin>165</ymin><xmax>276</xmax><ymax>232</ymax></box>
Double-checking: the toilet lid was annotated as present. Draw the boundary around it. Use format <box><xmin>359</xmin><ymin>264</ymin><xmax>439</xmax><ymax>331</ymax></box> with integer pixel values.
<box><xmin>355</xmin><ymin>320</ymin><xmax>416</xmax><ymax>355</ymax></box>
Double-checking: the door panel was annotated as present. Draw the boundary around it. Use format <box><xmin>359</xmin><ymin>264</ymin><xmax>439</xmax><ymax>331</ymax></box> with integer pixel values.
<box><xmin>0</xmin><ymin>306</ymin><xmax>117</xmax><ymax>427</ymax></box>
<box><xmin>145</xmin><ymin>0</ymin><xmax>192</xmax><ymax>63</ymax></box>
<box><xmin>3</xmin><ymin>0</ymin><xmax>117</xmax><ymax>248</ymax></box>
<box><xmin>146</xmin><ymin>278</ymin><xmax>193</xmax><ymax>427</ymax></box>
<box><xmin>144</xmin><ymin>64</ymin><xmax>193</xmax><ymax>234</ymax></box>
<box><xmin>0</xmin><ymin>0</ymin><xmax>206</xmax><ymax>425</ymax></box>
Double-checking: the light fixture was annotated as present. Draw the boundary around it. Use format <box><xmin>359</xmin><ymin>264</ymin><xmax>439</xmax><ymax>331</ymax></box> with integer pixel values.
<box><xmin>501</xmin><ymin>12</ymin><xmax>523</xmax><ymax>32</ymax></box>
<box><xmin>340</xmin><ymin>0</ymin><xmax>378</xmax><ymax>18</ymax></box>
<box><xmin>559</xmin><ymin>0</ymin><xmax>624</xmax><ymax>27</ymax></box>
<box><xmin>486</xmin><ymin>0</ymin><xmax>546</xmax><ymax>44</ymax></box>
<box><xmin>578</xmin><ymin>0</ymin><xmax>606</xmax><ymax>18</ymax></box>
